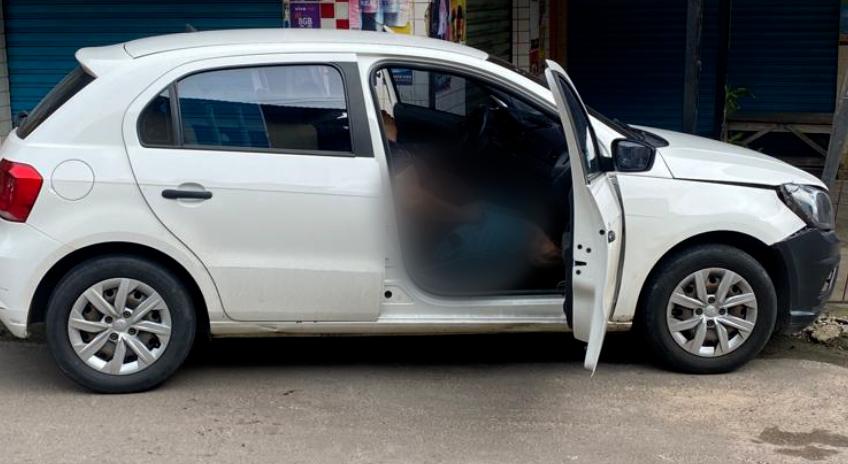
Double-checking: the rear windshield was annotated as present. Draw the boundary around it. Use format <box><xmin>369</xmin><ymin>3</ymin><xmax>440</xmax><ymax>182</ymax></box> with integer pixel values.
<box><xmin>16</xmin><ymin>66</ymin><xmax>95</xmax><ymax>139</ymax></box>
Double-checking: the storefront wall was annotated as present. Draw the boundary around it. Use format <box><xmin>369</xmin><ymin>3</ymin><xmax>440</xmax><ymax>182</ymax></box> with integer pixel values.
<box><xmin>564</xmin><ymin>0</ymin><xmax>838</xmax><ymax>137</ymax></box>
<box><xmin>1</xmin><ymin>0</ymin><xmax>840</xmax><ymax>142</ymax></box>
<box><xmin>1</xmin><ymin>0</ymin><xmax>503</xmax><ymax>138</ymax></box>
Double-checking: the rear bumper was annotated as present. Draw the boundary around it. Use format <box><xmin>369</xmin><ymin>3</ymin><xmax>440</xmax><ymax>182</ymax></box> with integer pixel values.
<box><xmin>772</xmin><ymin>227</ymin><xmax>840</xmax><ymax>334</ymax></box>
<box><xmin>0</xmin><ymin>222</ymin><xmax>71</xmax><ymax>338</ymax></box>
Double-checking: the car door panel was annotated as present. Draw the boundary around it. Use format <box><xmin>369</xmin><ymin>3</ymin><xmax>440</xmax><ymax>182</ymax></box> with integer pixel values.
<box><xmin>545</xmin><ymin>61</ymin><xmax>624</xmax><ymax>373</ymax></box>
<box><xmin>122</xmin><ymin>54</ymin><xmax>384</xmax><ymax>323</ymax></box>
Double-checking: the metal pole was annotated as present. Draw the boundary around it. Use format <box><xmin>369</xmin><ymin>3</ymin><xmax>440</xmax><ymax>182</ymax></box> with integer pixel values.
<box><xmin>823</xmin><ymin>72</ymin><xmax>848</xmax><ymax>190</ymax></box>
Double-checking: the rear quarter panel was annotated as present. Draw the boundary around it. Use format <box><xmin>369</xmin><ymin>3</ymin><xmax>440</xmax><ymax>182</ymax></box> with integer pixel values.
<box><xmin>0</xmin><ymin>58</ymin><xmax>227</xmax><ymax>327</ymax></box>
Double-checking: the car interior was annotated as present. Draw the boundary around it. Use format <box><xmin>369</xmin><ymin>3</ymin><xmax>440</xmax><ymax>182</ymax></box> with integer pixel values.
<box><xmin>372</xmin><ymin>66</ymin><xmax>573</xmax><ymax>296</ymax></box>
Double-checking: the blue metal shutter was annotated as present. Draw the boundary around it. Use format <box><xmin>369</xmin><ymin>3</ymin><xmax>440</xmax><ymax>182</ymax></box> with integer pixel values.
<box><xmin>726</xmin><ymin>0</ymin><xmax>839</xmax><ymax>114</ymax></box>
<box><xmin>5</xmin><ymin>0</ymin><xmax>284</xmax><ymax>116</ymax></box>
<box><xmin>567</xmin><ymin>0</ymin><xmax>688</xmax><ymax>132</ymax></box>
<box><xmin>566</xmin><ymin>0</ymin><xmax>838</xmax><ymax>135</ymax></box>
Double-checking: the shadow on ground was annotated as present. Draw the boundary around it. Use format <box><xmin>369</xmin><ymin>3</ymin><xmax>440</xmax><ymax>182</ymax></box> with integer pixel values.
<box><xmin>184</xmin><ymin>331</ymin><xmax>651</xmax><ymax>371</ymax></box>
<box><xmin>3</xmin><ymin>319</ymin><xmax>847</xmax><ymax>373</ymax></box>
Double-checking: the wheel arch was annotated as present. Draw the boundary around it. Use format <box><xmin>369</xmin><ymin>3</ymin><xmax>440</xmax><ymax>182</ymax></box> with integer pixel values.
<box><xmin>633</xmin><ymin>230</ymin><xmax>791</xmax><ymax>333</ymax></box>
<box><xmin>28</xmin><ymin>242</ymin><xmax>211</xmax><ymax>338</ymax></box>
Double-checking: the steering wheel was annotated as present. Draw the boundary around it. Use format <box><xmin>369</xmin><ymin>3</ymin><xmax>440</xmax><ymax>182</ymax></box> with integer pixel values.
<box><xmin>461</xmin><ymin>103</ymin><xmax>494</xmax><ymax>161</ymax></box>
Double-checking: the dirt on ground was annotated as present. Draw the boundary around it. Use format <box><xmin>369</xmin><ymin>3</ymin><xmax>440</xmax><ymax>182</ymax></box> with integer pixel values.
<box><xmin>789</xmin><ymin>305</ymin><xmax>848</xmax><ymax>357</ymax></box>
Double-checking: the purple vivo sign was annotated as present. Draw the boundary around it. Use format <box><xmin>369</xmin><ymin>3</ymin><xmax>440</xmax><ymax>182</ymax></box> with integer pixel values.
<box><xmin>291</xmin><ymin>3</ymin><xmax>321</xmax><ymax>29</ymax></box>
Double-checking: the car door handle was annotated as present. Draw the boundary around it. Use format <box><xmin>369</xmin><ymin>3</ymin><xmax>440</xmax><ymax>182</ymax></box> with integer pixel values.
<box><xmin>161</xmin><ymin>189</ymin><xmax>213</xmax><ymax>200</ymax></box>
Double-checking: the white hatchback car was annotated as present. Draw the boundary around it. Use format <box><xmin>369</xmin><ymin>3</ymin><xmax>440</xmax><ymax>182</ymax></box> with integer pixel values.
<box><xmin>0</xmin><ymin>30</ymin><xmax>839</xmax><ymax>393</ymax></box>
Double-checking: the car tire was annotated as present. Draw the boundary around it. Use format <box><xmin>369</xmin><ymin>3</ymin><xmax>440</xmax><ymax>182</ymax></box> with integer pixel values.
<box><xmin>638</xmin><ymin>244</ymin><xmax>777</xmax><ymax>374</ymax></box>
<box><xmin>46</xmin><ymin>255</ymin><xmax>196</xmax><ymax>393</ymax></box>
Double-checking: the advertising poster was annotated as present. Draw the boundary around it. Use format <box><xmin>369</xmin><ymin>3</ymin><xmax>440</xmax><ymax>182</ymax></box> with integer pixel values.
<box><xmin>424</xmin><ymin>0</ymin><xmax>466</xmax><ymax>91</ymax></box>
<box><xmin>450</xmin><ymin>0</ymin><xmax>466</xmax><ymax>43</ymax></box>
<box><xmin>290</xmin><ymin>2</ymin><xmax>321</xmax><ymax>29</ymax></box>
<box><xmin>426</xmin><ymin>0</ymin><xmax>466</xmax><ymax>43</ymax></box>
<box><xmin>392</xmin><ymin>69</ymin><xmax>413</xmax><ymax>86</ymax></box>
<box><xmin>350</xmin><ymin>0</ymin><xmax>411</xmax><ymax>32</ymax></box>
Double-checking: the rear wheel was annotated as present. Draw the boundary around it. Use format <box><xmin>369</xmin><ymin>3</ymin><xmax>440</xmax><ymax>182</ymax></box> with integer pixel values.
<box><xmin>46</xmin><ymin>255</ymin><xmax>196</xmax><ymax>393</ymax></box>
<box><xmin>639</xmin><ymin>244</ymin><xmax>777</xmax><ymax>374</ymax></box>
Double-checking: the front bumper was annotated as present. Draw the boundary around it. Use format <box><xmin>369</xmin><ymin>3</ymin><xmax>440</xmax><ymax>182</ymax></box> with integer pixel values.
<box><xmin>772</xmin><ymin>227</ymin><xmax>840</xmax><ymax>334</ymax></box>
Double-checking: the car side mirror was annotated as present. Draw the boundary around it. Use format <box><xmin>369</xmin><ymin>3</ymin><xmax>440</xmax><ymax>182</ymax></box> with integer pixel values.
<box><xmin>612</xmin><ymin>139</ymin><xmax>656</xmax><ymax>172</ymax></box>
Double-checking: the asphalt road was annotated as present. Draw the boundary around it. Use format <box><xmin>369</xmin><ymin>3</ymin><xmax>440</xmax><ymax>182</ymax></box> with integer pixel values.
<box><xmin>1</xmin><ymin>332</ymin><xmax>847</xmax><ymax>464</ymax></box>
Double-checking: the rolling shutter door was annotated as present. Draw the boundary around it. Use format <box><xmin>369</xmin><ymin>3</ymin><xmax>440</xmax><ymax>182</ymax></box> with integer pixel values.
<box><xmin>5</xmin><ymin>0</ymin><xmax>284</xmax><ymax>117</ymax></box>
<box><xmin>727</xmin><ymin>0</ymin><xmax>838</xmax><ymax>114</ymax></box>
<box><xmin>466</xmin><ymin>0</ymin><xmax>511</xmax><ymax>60</ymax></box>
<box><xmin>566</xmin><ymin>0</ymin><xmax>687</xmax><ymax>132</ymax></box>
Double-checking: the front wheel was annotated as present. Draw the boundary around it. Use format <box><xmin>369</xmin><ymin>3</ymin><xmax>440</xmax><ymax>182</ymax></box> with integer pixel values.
<box><xmin>46</xmin><ymin>256</ymin><xmax>196</xmax><ymax>393</ymax></box>
<box><xmin>639</xmin><ymin>244</ymin><xmax>777</xmax><ymax>374</ymax></box>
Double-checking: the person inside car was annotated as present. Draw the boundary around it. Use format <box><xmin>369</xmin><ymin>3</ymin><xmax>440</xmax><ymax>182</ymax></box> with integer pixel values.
<box><xmin>381</xmin><ymin>111</ymin><xmax>562</xmax><ymax>268</ymax></box>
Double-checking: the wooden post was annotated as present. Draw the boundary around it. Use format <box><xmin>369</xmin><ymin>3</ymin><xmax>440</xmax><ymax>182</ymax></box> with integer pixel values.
<box><xmin>823</xmin><ymin>73</ymin><xmax>848</xmax><ymax>189</ymax></box>
<box><xmin>683</xmin><ymin>0</ymin><xmax>704</xmax><ymax>134</ymax></box>
<box><xmin>713</xmin><ymin>0</ymin><xmax>732</xmax><ymax>140</ymax></box>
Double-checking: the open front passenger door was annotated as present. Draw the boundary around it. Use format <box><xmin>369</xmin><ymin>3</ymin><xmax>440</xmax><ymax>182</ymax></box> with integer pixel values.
<box><xmin>544</xmin><ymin>61</ymin><xmax>624</xmax><ymax>373</ymax></box>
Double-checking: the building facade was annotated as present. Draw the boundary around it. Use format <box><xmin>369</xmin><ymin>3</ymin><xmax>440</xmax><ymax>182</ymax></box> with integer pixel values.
<box><xmin>0</xmin><ymin>0</ymin><xmax>842</xmax><ymax>158</ymax></box>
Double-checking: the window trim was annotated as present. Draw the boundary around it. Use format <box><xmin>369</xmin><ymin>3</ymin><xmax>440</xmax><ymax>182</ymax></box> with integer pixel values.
<box><xmin>136</xmin><ymin>85</ymin><xmax>178</xmax><ymax>148</ymax></box>
<box><xmin>552</xmin><ymin>74</ymin><xmax>604</xmax><ymax>180</ymax></box>
<box><xmin>369</xmin><ymin>58</ymin><xmax>565</xmax><ymax>129</ymax></box>
<box><xmin>136</xmin><ymin>61</ymin><xmax>373</xmax><ymax>158</ymax></box>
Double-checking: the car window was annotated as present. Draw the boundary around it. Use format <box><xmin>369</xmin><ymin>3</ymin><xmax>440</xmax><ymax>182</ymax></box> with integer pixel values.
<box><xmin>16</xmin><ymin>66</ymin><xmax>95</xmax><ymax>139</ymax></box>
<box><xmin>388</xmin><ymin>68</ymin><xmax>490</xmax><ymax>117</ymax></box>
<box><xmin>176</xmin><ymin>65</ymin><xmax>351</xmax><ymax>153</ymax></box>
<box><xmin>555</xmin><ymin>75</ymin><xmax>600</xmax><ymax>175</ymax></box>
<box><xmin>139</xmin><ymin>89</ymin><xmax>174</xmax><ymax>146</ymax></box>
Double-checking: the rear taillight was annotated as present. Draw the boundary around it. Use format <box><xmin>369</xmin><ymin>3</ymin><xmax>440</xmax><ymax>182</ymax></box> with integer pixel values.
<box><xmin>0</xmin><ymin>159</ymin><xmax>43</xmax><ymax>222</ymax></box>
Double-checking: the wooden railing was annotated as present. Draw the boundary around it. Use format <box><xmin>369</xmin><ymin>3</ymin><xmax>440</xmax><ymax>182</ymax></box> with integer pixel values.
<box><xmin>724</xmin><ymin>111</ymin><xmax>833</xmax><ymax>157</ymax></box>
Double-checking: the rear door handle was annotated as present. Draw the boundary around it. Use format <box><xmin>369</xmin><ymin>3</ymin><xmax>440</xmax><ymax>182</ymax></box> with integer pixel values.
<box><xmin>161</xmin><ymin>189</ymin><xmax>213</xmax><ymax>200</ymax></box>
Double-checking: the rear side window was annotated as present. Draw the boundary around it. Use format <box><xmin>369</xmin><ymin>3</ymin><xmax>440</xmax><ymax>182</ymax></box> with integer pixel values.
<box><xmin>176</xmin><ymin>64</ymin><xmax>351</xmax><ymax>153</ymax></box>
<box><xmin>139</xmin><ymin>89</ymin><xmax>174</xmax><ymax>146</ymax></box>
<box><xmin>17</xmin><ymin>67</ymin><xmax>95</xmax><ymax>139</ymax></box>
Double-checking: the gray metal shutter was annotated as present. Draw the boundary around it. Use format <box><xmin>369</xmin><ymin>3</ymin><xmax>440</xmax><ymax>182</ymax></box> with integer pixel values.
<box><xmin>5</xmin><ymin>0</ymin><xmax>284</xmax><ymax>117</ymax></box>
<box><xmin>466</xmin><ymin>0</ymin><xmax>511</xmax><ymax>60</ymax></box>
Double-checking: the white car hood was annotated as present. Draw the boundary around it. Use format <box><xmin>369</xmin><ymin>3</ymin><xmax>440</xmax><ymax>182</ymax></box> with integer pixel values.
<box><xmin>642</xmin><ymin>127</ymin><xmax>826</xmax><ymax>189</ymax></box>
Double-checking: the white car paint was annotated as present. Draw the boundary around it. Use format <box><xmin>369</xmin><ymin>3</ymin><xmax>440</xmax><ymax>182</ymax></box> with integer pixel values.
<box><xmin>646</xmin><ymin>127</ymin><xmax>826</xmax><ymax>188</ymax></box>
<box><xmin>0</xmin><ymin>30</ymin><xmax>820</xmax><ymax>371</ymax></box>
<box><xmin>545</xmin><ymin>61</ymin><xmax>624</xmax><ymax>372</ymax></box>
<box><xmin>122</xmin><ymin>53</ymin><xmax>385</xmax><ymax>323</ymax></box>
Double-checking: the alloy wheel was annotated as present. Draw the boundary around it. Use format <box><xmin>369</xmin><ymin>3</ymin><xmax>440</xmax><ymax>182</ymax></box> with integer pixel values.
<box><xmin>665</xmin><ymin>268</ymin><xmax>758</xmax><ymax>357</ymax></box>
<box><xmin>67</xmin><ymin>278</ymin><xmax>172</xmax><ymax>375</ymax></box>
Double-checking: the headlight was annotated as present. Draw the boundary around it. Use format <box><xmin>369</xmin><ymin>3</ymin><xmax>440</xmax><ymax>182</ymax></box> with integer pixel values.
<box><xmin>779</xmin><ymin>183</ymin><xmax>834</xmax><ymax>230</ymax></box>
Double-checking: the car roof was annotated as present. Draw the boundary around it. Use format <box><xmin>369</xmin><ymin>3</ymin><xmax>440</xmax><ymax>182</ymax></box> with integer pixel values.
<box><xmin>122</xmin><ymin>29</ymin><xmax>489</xmax><ymax>60</ymax></box>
